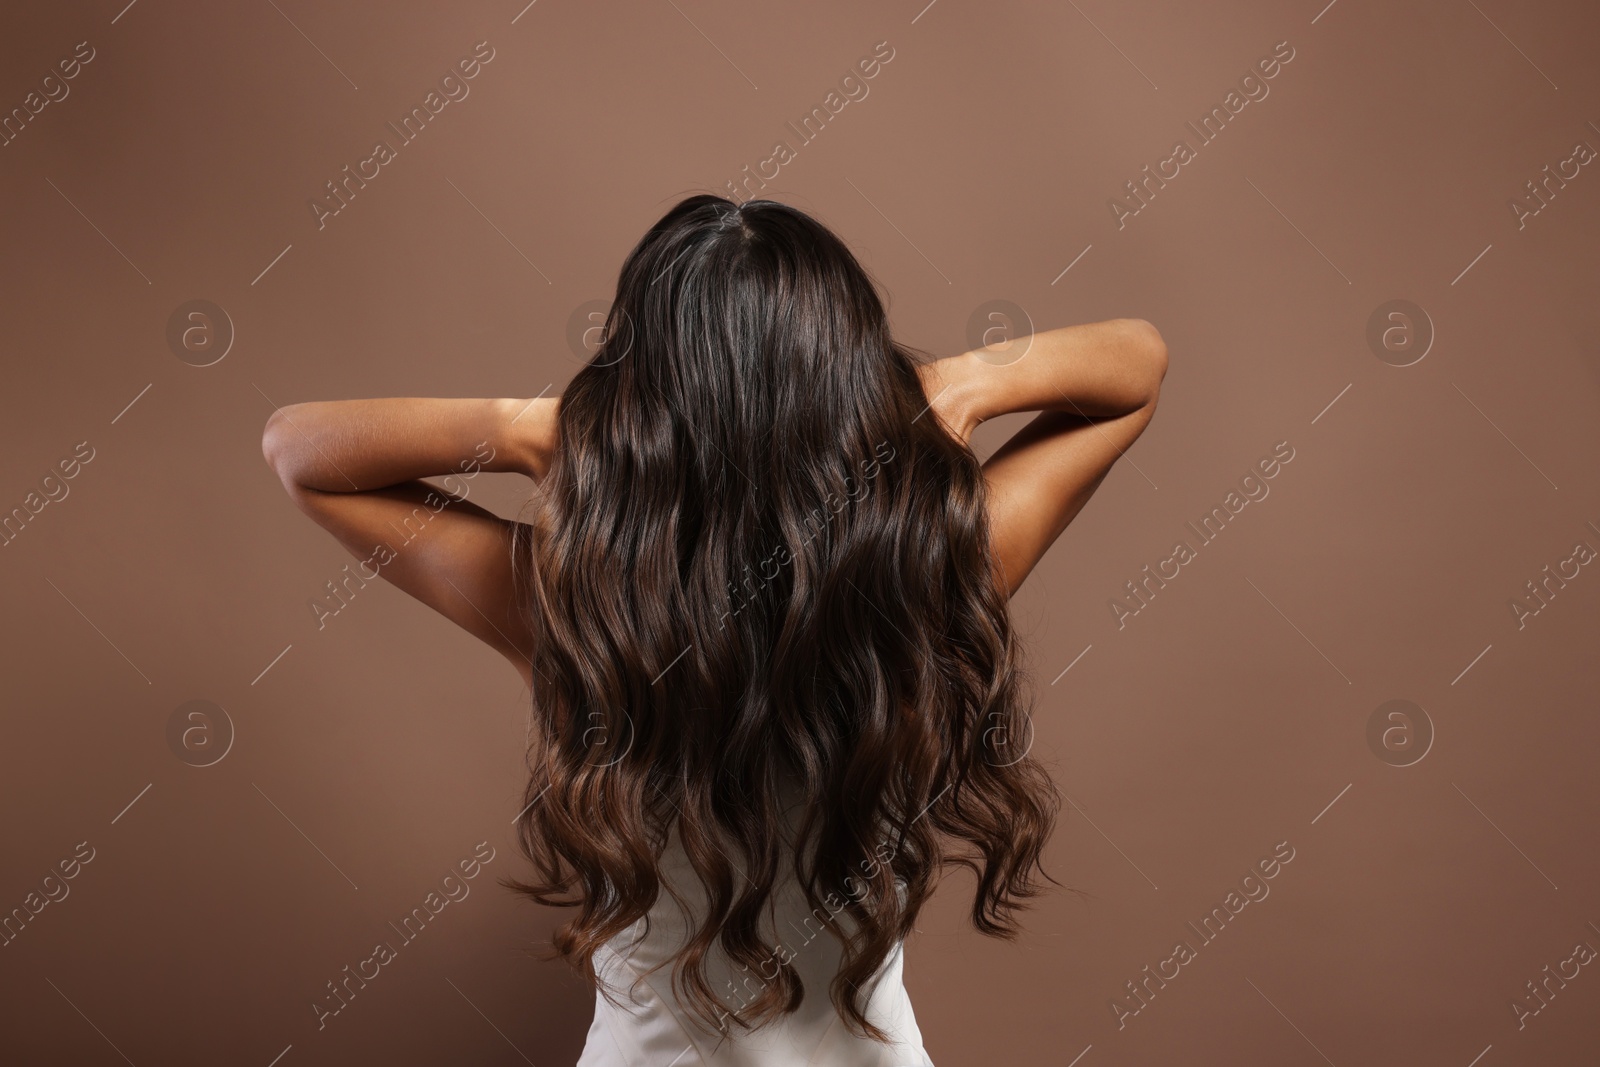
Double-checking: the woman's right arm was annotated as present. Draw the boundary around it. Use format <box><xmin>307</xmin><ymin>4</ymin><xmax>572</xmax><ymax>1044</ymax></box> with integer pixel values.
<box><xmin>919</xmin><ymin>318</ymin><xmax>1167</xmax><ymax>596</ymax></box>
<box><xmin>262</xmin><ymin>396</ymin><xmax>559</xmax><ymax>686</ymax></box>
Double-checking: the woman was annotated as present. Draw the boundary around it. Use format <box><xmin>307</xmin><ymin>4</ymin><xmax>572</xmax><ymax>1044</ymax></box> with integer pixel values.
<box><xmin>262</xmin><ymin>195</ymin><xmax>1165</xmax><ymax>1064</ymax></box>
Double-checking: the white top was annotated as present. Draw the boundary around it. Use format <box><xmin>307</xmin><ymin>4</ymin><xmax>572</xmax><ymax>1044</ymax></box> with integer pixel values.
<box><xmin>574</xmin><ymin>808</ymin><xmax>935</xmax><ymax>1066</ymax></box>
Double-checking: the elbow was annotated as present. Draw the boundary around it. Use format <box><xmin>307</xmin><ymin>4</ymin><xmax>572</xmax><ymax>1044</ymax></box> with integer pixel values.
<box><xmin>260</xmin><ymin>407</ymin><xmax>299</xmax><ymax>483</ymax></box>
<box><xmin>1120</xmin><ymin>318</ymin><xmax>1167</xmax><ymax>406</ymax></box>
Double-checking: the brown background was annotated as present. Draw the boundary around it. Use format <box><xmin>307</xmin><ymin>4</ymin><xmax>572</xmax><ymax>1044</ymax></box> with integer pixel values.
<box><xmin>3</xmin><ymin>0</ymin><xmax>1598</xmax><ymax>1064</ymax></box>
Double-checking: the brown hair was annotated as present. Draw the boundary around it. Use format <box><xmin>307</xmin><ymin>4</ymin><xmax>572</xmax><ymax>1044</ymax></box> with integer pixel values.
<box><xmin>506</xmin><ymin>194</ymin><xmax>1061</xmax><ymax>1041</ymax></box>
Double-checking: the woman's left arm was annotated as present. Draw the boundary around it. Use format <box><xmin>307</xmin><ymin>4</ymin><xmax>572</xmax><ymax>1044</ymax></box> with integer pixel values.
<box><xmin>261</xmin><ymin>397</ymin><xmax>559</xmax><ymax>688</ymax></box>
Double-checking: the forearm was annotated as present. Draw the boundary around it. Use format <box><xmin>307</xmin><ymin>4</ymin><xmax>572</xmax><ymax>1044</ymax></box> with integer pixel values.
<box><xmin>933</xmin><ymin>319</ymin><xmax>1166</xmax><ymax>439</ymax></box>
<box><xmin>261</xmin><ymin>396</ymin><xmax>557</xmax><ymax>492</ymax></box>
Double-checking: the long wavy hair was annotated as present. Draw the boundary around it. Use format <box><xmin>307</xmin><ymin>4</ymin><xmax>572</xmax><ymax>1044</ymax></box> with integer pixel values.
<box><xmin>506</xmin><ymin>194</ymin><xmax>1061</xmax><ymax>1041</ymax></box>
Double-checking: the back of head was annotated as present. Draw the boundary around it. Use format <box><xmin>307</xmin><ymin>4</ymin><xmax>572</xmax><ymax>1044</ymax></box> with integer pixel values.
<box><xmin>508</xmin><ymin>194</ymin><xmax>1059</xmax><ymax>1041</ymax></box>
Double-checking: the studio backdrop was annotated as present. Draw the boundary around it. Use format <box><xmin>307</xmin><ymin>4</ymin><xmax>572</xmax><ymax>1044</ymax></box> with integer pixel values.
<box><xmin>2</xmin><ymin>1</ymin><xmax>1598</xmax><ymax>1064</ymax></box>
